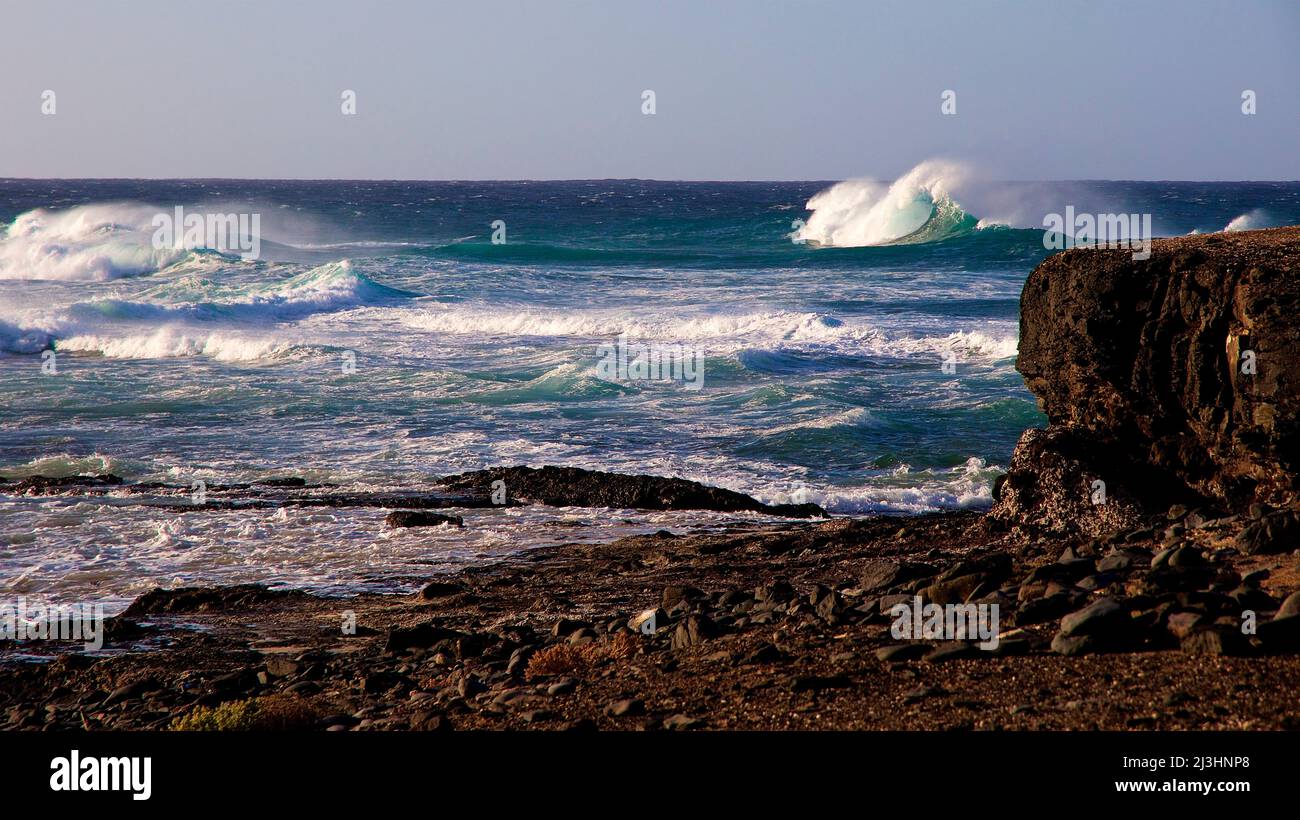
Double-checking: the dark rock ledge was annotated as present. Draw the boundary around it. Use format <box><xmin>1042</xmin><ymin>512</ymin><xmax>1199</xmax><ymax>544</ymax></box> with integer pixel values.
<box><xmin>991</xmin><ymin>226</ymin><xmax>1300</xmax><ymax>537</ymax></box>
<box><xmin>0</xmin><ymin>467</ymin><xmax>827</xmax><ymax>519</ymax></box>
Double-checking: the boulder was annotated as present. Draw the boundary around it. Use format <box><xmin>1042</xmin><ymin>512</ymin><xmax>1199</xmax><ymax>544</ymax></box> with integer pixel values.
<box><xmin>990</xmin><ymin>228</ymin><xmax>1300</xmax><ymax>533</ymax></box>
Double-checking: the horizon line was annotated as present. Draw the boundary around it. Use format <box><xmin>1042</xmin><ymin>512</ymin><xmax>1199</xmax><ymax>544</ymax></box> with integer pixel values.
<box><xmin>3</xmin><ymin>176</ymin><xmax>1300</xmax><ymax>185</ymax></box>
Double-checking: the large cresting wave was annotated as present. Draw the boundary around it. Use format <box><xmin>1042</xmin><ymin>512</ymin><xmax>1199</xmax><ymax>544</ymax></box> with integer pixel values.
<box><xmin>0</xmin><ymin>203</ymin><xmax>197</xmax><ymax>282</ymax></box>
<box><xmin>796</xmin><ymin>160</ymin><xmax>983</xmax><ymax>247</ymax></box>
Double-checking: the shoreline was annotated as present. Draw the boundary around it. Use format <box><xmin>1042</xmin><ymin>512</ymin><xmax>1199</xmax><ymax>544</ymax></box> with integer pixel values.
<box><xmin>2</xmin><ymin>473</ymin><xmax>1299</xmax><ymax>730</ymax></box>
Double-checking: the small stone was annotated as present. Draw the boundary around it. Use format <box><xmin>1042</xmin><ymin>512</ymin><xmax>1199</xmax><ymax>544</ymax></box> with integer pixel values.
<box><xmin>1059</xmin><ymin>597</ymin><xmax>1128</xmax><ymax>638</ymax></box>
<box><xmin>919</xmin><ymin>574</ymin><xmax>987</xmax><ymax>606</ymax></box>
<box><xmin>742</xmin><ymin>642</ymin><xmax>786</xmax><ymax>664</ymax></box>
<box><xmin>418</xmin><ymin>581</ymin><xmax>465</xmax><ymax>599</ymax></box>
<box><xmin>1257</xmin><ymin>614</ymin><xmax>1300</xmax><ymax>651</ymax></box>
<box><xmin>1180</xmin><ymin>627</ymin><xmax>1250</xmax><ymax>656</ymax></box>
<box><xmin>903</xmin><ymin>685</ymin><xmax>947</xmax><ymax>703</ymax></box>
<box><xmin>754</xmin><ymin>580</ymin><xmax>796</xmax><ymax>602</ymax></box>
<box><xmin>671</xmin><ymin>614</ymin><xmax>720</xmax><ymax>650</ymax></box>
<box><xmin>662</xmin><ymin>714</ymin><xmax>702</xmax><ymax>731</ymax></box>
<box><xmin>661</xmin><ymin>585</ymin><xmax>703</xmax><ymax>611</ymax></box>
<box><xmin>924</xmin><ymin>642</ymin><xmax>980</xmax><ymax>663</ymax></box>
<box><xmin>506</xmin><ymin>646</ymin><xmax>534</xmax><ymax>677</ymax></box>
<box><xmin>567</xmin><ymin>628</ymin><xmax>600</xmax><ymax>645</ymax></box>
<box><xmin>788</xmin><ymin>674</ymin><xmax>851</xmax><ymax>692</ymax></box>
<box><xmin>456</xmin><ymin>675</ymin><xmax>486</xmax><ymax>698</ymax></box>
<box><xmin>603</xmin><ymin>698</ymin><xmax>645</xmax><ymax>717</ymax></box>
<box><xmin>814</xmin><ymin>591</ymin><xmax>843</xmax><ymax>623</ymax></box>
<box><xmin>628</xmin><ymin>608</ymin><xmax>664</xmax><ymax>635</ymax></box>
<box><xmin>1277</xmin><ymin>592</ymin><xmax>1300</xmax><ymax>619</ymax></box>
<box><xmin>1166</xmin><ymin>611</ymin><xmax>1204</xmax><ymax>640</ymax></box>
<box><xmin>546</xmin><ymin>678</ymin><xmax>576</xmax><ymax>696</ymax></box>
<box><xmin>551</xmin><ymin>618</ymin><xmax>590</xmax><ymax>638</ymax></box>
<box><xmin>520</xmin><ymin>710</ymin><xmax>553</xmax><ymax>724</ymax></box>
<box><xmin>875</xmin><ymin>643</ymin><xmax>930</xmax><ymax>662</ymax></box>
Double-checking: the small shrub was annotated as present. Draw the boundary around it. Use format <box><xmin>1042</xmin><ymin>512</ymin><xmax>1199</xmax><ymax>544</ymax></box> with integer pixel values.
<box><xmin>607</xmin><ymin>629</ymin><xmax>642</xmax><ymax>660</ymax></box>
<box><xmin>525</xmin><ymin>644</ymin><xmax>593</xmax><ymax>680</ymax></box>
<box><xmin>170</xmin><ymin>694</ymin><xmax>320</xmax><ymax>731</ymax></box>
<box><xmin>524</xmin><ymin>632</ymin><xmax>643</xmax><ymax>679</ymax></box>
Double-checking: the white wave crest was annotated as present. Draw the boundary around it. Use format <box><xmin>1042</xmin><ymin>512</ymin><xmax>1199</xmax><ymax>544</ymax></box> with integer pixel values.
<box><xmin>0</xmin><ymin>260</ymin><xmax>405</xmax><ymax>360</ymax></box>
<box><xmin>0</xmin><ymin>203</ymin><xmax>193</xmax><ymax>281</ymax></box>
<box><xmin>399</xmin><ymin>305</ymin><xmax>1017</xmax><ymax>361</ymax></box>
<box><xmin>795</xmin><ymin>160</ymin><xmax>973</xmax><ymax>247</ymax></box>
<box><xmin>1224</xmin><ymin>209</ymin><xmax>1274</xmax><ymax>232</ymax></box>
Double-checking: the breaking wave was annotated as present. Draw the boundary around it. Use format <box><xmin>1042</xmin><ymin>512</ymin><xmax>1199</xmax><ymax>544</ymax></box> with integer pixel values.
<box><xmin>0</xmin><ymin>260</ymin><xmax>415</xmax><ymax>359</ymax></box>
<box><xmin>796</xmin><ymin>160</ymin><xmax>982</xmax><ymax>247</ymax></box>
<box><xmin>0</xmin><ymin>203</ymin><xmax>198</xmax><ymax>281</ymax></box>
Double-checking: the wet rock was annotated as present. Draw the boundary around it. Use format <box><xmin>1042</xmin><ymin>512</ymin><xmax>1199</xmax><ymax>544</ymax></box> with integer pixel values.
<box><xmin>9</xmin><ymin>473</ymin><xmax>124</xmax><ymax>493</ymax></box>
<box><xmin>122</xmin><ymin>584</ymin><xmax>309</xmax><ymax>616</ymax></box>
<box><xmin>436</xmin><ymin>465</ymin><xmax>827</xmax><ymax>517</ymax></box>
<box><xmin>417</xmin><ymin>580</ymin><xmax>466</xmax><ymax>599</ymax></box>
<box><xmin>385</xmin><ymin>510</ymin><xmax>464</xmax><ymax>528</ymax></box>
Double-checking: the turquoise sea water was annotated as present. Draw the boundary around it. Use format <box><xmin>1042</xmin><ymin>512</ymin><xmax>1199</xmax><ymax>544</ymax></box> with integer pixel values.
<box><xmin>2</xmin><ymin>170</ymin><xmax>1298</xmax><ymax>605</ymax></box>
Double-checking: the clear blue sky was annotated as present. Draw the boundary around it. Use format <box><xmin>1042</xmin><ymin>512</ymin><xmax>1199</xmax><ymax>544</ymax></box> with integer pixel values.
<box><xmin>2</xmin><ymin>0</ymin><xmax>1297</xmax><ymax>180</ymax></box>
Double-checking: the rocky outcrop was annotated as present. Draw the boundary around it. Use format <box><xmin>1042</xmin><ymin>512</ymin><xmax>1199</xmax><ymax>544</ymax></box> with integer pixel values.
<box><xmin>992</xmin><ymin>227</ymin><xmax>1300</xmax><ymax>534</ymax></box>
<box><xmin>436</xmin><ymin>465</ymin><xmax>827</xmax><ymax>517</ymax></box>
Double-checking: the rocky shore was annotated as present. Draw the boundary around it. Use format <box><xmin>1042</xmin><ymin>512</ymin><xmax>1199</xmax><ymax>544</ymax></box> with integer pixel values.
<box><xmin>3</xmin><ymin>227</ymin><xmax>1300</xmax><ymax>731</ymax></box>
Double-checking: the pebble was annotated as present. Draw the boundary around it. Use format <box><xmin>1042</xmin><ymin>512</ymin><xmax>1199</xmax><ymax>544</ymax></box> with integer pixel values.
<box><xmin>604</xmin><ymin>698</ymin><xmax>645</xmax><ymax>717</ymax></box>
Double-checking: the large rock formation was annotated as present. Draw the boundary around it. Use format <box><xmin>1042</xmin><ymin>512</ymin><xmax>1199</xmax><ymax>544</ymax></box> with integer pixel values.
<box><xmin>992</xmin><ymin>227</ymin><xmax>1300</xmax><ymax>535</ymax></box>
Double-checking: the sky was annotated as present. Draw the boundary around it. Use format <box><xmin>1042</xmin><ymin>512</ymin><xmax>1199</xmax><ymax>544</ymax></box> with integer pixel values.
<box><xmin>1</xmin><ymin>0</ymin><xmax>1297</xmax><ymax>181</ymax></box>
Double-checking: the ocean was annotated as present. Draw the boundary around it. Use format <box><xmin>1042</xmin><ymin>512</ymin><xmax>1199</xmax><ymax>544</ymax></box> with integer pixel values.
<box><xmin>3</xmin><ymin>163</ymin><xmax>1299</xmax><ymax>609</ymax></box>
